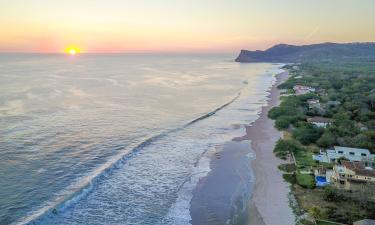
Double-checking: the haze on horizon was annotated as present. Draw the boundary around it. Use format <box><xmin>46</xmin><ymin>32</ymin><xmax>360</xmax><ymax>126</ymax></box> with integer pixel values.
<box><xmin>1</xmin><ymin>0</ymin><xmax>375</xmax><ymax>53</ymax></box>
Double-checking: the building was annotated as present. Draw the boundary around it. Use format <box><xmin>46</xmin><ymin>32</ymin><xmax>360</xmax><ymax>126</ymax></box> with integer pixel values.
<box><xmin>307</xmin><ymin>117</ymin><xmax>333</xmax><ymax>128</ymax></box>
<box><xmin>354</xmin><ymin>219</ymin><xmax>375</xmax><ymax>225</ymax></box>
<box><xmin>293</xmin><ymin>85</ymin><xmax>315</xmax><ymax>95</ymax></box>
<box><xmin>307</xmin><ymin>99</ymin><xmax>320</xmax><ymax>109</ymax></box>
<box><xmin>314</xmin><ymin>165</ymin><xmax>334</xmax><ymax>186</ymax></box>
<box><xmin>312</xmin><ymin>146</ymin><xmax>375</xmax><ymax>163</ymax></box>
<box><xmin>326</xmin><ymin>100</ymin><xmax>341</xmax><ymax>108</ymax></box>
<box><xmin>331</xmin><ymin>161</ymin><xmax>375</xmax><ymax>190</ymax></box>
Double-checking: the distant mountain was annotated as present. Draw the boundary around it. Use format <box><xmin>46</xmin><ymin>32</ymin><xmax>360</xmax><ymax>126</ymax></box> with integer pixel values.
<box><xmin>235</xmin><ymin>42</ymin><xmax>375</xmax><ymax>63</ymax></box>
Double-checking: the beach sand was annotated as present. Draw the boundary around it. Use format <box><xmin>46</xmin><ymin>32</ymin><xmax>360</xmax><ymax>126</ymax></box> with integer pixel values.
<box><xmin>190</xmin><ymin>71</ymin><xmax>294</xmax><ymax>225</ymax></box>
<box><xmin>243</xmin><ymin>71</ymin><xmax>295</xmax><ymax>225</ymax></box>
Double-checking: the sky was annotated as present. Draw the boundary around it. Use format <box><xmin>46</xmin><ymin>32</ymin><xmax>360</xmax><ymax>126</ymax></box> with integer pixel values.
<box><xmin>0</xmin><ymin>0</ymin><xmax>375</xmax><ymax>53</ymax></box>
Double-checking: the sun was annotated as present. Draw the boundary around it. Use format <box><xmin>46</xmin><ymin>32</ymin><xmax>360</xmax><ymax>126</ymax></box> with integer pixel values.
<box><xmin>69</xmin><ymin>49</ymin><xmax>77</xmax><ymax>55</ymax></box>
<box><xmin>65</xmin><ymin>46</ymin><xmax>81</xmax><ymax>55</ymax></box>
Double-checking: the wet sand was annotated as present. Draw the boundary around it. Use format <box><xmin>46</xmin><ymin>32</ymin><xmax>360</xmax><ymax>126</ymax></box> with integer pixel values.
<box><xmin>190</xmin><ymin>140</ymin><xmax>254</xmax><ymax>225</ymax></box>
<box><xmin>190</xmin><ymin>71</ymin><xmax>294</xmax><ymax>225</ymax></box>
<box><xmin>243</xmin><ymin>71</ymin><xmax>295</xmax><ymax>225</ymax></box>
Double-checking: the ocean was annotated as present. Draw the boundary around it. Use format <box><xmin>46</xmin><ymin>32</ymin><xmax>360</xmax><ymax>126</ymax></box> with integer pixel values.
<box><xmin>0</xmin><ymin>53</ymin><xmax>281</xmax><ymax>224</ymax></box>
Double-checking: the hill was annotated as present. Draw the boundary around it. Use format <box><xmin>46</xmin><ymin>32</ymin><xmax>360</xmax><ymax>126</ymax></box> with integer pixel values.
<box><xmin>235</xmin><ymin>42</ymin><xmax>375</xmax><ymax>63</ymax></box>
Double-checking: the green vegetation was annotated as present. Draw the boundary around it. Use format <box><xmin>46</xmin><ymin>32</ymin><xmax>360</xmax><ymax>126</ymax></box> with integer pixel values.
<box><xmin>283</xmin><ymin>173</ymin><xmax>296</xmax><ymax>184</ymax></box>
<box><xmin>292</xmin><ymin>123</ymin><xmax>324</xmax><ymax>145</ymax></box>
<box><xmin>271</xmin><ymin>60</ymin><xmax>375</xmax><ymax>224</ymax></box>
<box><xmin>274</xmin><ymin>139</ymin><xmax>304</xmax><ymax>159</ymax></box>
<box><xmin>278</xmin><ymin>163</ymin><xmax>296</xmax><ymax>173</ymax></box>
<box><xmin>280</xmin><ymin>61</ymin><xmax>375</xmax><ymax>152</ymax></box>
<box><xmin>296</xmin><ymin>174</ymin><xmax>315</xmax><ymax>189</ymax></box>
<box><xmin>316</xmin><ymin>220</ymin><xmax>344</xmax><ymax>225</ymax></box>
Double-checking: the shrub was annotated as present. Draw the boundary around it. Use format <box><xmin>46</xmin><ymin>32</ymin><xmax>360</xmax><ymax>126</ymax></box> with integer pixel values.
<box><xmin>282</xmin><ymin>173</ymin><xmax>296</xmax><ymax>184</ymax></box>
<box><xmin>278</xmin><ymin>163</ymin><xmax>296</xmax><ymax>173</ymax></box>
<box><xmin>293</xmin><ymin>124</ymin><xmax>324</xmax><ymax>145</ymax></box>
<box><xmin>275</xmin><ymin>116</ymin><xmax>294</xmax><ymax>129</ymax></box>
<box><xmin>317</xmin><ymin>131</ymin><xmax>336</xmax><ymax>148</ymax></box>
<box><xmin>268</xmin><ymin>106</ymin><xmax>297</xmax><ymax>119</ymax></box>
<box><xmin>323</xmin><ymin>186</ymin><xmax>347</xmax><ymax>202</ymax></box>
<box><xmin>296</xmin><ymin>173</ymin><xmax>315</xmax><ymax>189</ymax></box>
<box><xmin>274</xmin><ymin>139</ymin><xmax>303</xmax><ymax>159</ymax></box>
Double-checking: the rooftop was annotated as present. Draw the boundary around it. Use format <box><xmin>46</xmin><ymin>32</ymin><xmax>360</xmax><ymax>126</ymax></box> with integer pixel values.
<box><xmin>307</xmin><ymin>117</ymin><xmax>333</xmax><ymax>123</ymax></box>
<box><xmin>334</xmin><ymin>146</ymin><xmax>371</xmax><ymax>155</ymax></box>
<box><xmin>342</xmin><ymin>161</ymin><xmax>375</xmax><ymax>177</ymax></box>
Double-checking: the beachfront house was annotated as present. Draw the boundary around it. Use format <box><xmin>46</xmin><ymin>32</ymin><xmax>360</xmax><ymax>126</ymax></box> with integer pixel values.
<box><xmin>314</xmin><ymin>165</ymin><xmax>334</xmax><ymax>186</ymax></box>
<box><xmin>312</xmin><ymin>146</ymin><xmax>375</xmax><ymax>163</ymax></box>
<box><xmin>293</xmin><ymin>85</ymin><xmax>315</xmax><ymax>95</ymax></box>
<box><xmin>307</xmin><ymin>99</ymin><xmax>320</xmax><ymax>109</ymax></box>
<box><xmin>331</xmin><ymin>161</ymin><xmax>375</xmax><ymax>190</ymax></box>
<box><xmin>307</xmin><ymin>117</ymin><xmax>333</xmax><ymax>128</ymax></box>
<box><xmin>354</xmin><ymin>219</ymin><xmax>375</xmax><ymax>225</ymax></box>
<box><xmin>326</xmin><ymin>100</ymin><xmax>341</xmax><ymax>108</ymax></box>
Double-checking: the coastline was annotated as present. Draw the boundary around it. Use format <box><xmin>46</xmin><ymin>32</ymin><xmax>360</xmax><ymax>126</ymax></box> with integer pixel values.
<box><xmin>189</xmin><ymin>69</ymin><xmax>294</xmax><ymax>225</ymax></box>
<box><xmin>243</xmin><ymin>71</ymin><xmax>295</xmax><ymax>225</ymax></box>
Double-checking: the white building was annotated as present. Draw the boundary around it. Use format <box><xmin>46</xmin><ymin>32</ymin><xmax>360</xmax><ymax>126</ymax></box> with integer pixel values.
<box><xmin>307</xmin><ymin>117</ymin><xmax>332</xmax><ymax>128</ymax></box>
<box><xmin>293</xmin><ymin>85</ymin><xmax>315</xmax><ymax>95</ymax></box>
<box><xmin>307</xmin><ymin>99</ymin><xmax>320</xmax><ymax>109</ymax></box>
<box><xmin>313</xmin><ymin>146</ymin><xmax>375</xmax><ymax>163</ymax></box>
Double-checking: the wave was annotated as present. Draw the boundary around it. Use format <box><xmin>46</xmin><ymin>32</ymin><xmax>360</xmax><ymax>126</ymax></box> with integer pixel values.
<box><xmin>16</xmin><ymin>91</ymin><xmax>242</xmax><ymax>225</ymax></box>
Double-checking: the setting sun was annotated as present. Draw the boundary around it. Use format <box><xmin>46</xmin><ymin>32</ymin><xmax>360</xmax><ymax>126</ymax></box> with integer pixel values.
<box><xmin>69</xmin><ymin>49</ymin><xmax>76</xmax><ymax>55</ymax></box>
<box><xmin>65</xmin><ymin>46</ymin><xmax>81</xmax><ymax>55</ymax></box>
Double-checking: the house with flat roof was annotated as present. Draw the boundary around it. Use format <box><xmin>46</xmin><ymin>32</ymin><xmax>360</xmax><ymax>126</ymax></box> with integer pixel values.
<box><xmin>354</xmin><ymin>219</ymin><xmax>375</xmax><ymax>225</ymax></box>
<box><xmin>293</xmin><ymin>85</ymin><xmax>315</xmax><ymax>95</ymax></box>
<box><xmin>307</xmin><ymin>117</ymin><xmax>333</xmax><ymax>128</ymax></box>
<box><xmin>313</xmin><ymin>146</ymin><xmax>375</xmax><ymax>163</ymax></box>
<box><xmin>307</xmin><ymin>99</ymin><xmax>320</xmax><ymax>109</ymax></box>
<box><xmin>331</xmin><ymin>161</ymin><xmax>375</xmax><ymax>190</ymax></box>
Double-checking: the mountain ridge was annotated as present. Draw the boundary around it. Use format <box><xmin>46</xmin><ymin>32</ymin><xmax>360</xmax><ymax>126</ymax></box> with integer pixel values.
<box><xmin>235</xmin><ymin>42</ymin><xmax>375</xmax><ymax>63</ymax></box>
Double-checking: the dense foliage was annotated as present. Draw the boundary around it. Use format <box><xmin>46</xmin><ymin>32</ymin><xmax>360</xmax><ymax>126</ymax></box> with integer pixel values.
<box><xmin>272</xmin><ymin>59</ymin><xmax>375</xmax><ymax>224</ymax></box>
<box><xmin>274</xmin><ymin>61</ymin><xmax>375</xmax><ymax>152</ymax></box>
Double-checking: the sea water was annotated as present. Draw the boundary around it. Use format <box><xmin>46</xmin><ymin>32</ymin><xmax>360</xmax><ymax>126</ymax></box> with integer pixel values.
<box><xmin>0</xmin><ymin>53</ymin><xmax>281</xmax><ymax>224</ymax></box>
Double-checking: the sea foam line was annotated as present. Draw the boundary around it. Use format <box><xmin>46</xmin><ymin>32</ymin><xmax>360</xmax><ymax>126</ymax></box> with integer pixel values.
<box><xmin>16</xmin><ymin>92</ymin><xmax>242</xmax><ymax>225</ymax></box>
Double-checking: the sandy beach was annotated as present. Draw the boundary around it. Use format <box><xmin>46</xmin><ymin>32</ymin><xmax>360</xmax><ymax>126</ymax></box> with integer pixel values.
<box><xmin>190</xmin><ymin>70</ymin><xmax>294</xmax><ymax>225</ymax></box>
<box><xmin>244</xmin><ymin>71</ymin><xmax>295</xmax><ymax>225</ymax></box>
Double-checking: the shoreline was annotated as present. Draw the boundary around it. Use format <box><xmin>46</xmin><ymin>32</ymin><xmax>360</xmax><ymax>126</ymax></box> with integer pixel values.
<box><xmin>189</xmin><ymin>69</ymin><xmax>294</xmax><ymax>225</ymax></box>
<box><xmin>243</xmin><ymin>71</ymin><xmax>295</xmax><ymax>225</ymax></box>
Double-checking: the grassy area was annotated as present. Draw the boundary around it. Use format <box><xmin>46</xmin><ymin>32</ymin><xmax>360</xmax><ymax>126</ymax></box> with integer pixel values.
<box><xmin>294</xmin><ymin>150</ymin><xmax>316</xmax><ymax>170</ymax></box>
<box><xmin>296</xmin><ymin>173</ymin><xmax>315</xmax><ymax>189</ymax></box>
<box><xmin>278</xmin><ymin>163</ymin><xmax>296</xmax><ymax>173</ymax></box>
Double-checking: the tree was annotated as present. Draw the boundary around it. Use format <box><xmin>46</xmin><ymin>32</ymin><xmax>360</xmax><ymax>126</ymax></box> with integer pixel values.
<box><xmin>292</xmin><ymin>124</ymin><xmax>324</xmax><ymax>145</ymax></box>
<box><xmin>308</xmin><ymin>206</ymin><xmax>327</xmax><ymax>220</ymax></box>
<box><xmin>274</xmin><ymin>139</ymin><xmax>303</xmax><ymax>159</ymax></box>
<box><xmin>317</xmin><ymin>131</ymin><xmax>336</xmax><ymax>147</ymax></box>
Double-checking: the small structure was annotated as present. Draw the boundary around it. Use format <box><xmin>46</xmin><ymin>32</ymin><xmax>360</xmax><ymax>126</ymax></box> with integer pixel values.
<box><xmin>314</xmin><ymin>165</ymin><xmax>334</xmax><ymax>186</ymax></box>
<box><xmin>293</xmin><ymin>85</ymin><xmax>315</xmax><ymax>95</ymax></box>
<box><xmin>326</xmin><ymin>100</ymin><xmax>341</xmax><ymax>107</ymax></box>
<box><xmin>358</xmin><ymin>123</ymin><xmax>369</xmax><ymax>132</ymax></box>
<box><xmin>354</xmin><ymin>219</ymin><xmax>375</xmax><ymax>225</ymax></box>
<box><xmin>312</xmin><ymin>146</ymin><xmax>375</xmax><ymax>163</ymax></box>
<box><xmin>331</xmin><ymin>161</ymin><xmax>375</xmax><ymax>190</ymax></box>
<box><xmin>307</xmin><ymin>117</ymin><xmax>333</xmax><ymax>128</ymax></box>
<box><xmin>307</xmin><ymin>99</ymin><xmax>320</xmax><ymax>109</ymax></box>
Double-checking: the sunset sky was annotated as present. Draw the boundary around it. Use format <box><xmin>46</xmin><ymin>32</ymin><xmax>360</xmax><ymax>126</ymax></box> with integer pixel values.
<box><xmin>1</xmin><ymin>0</ymin><xmax>375</xmax><ymax>53</ymax></box>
